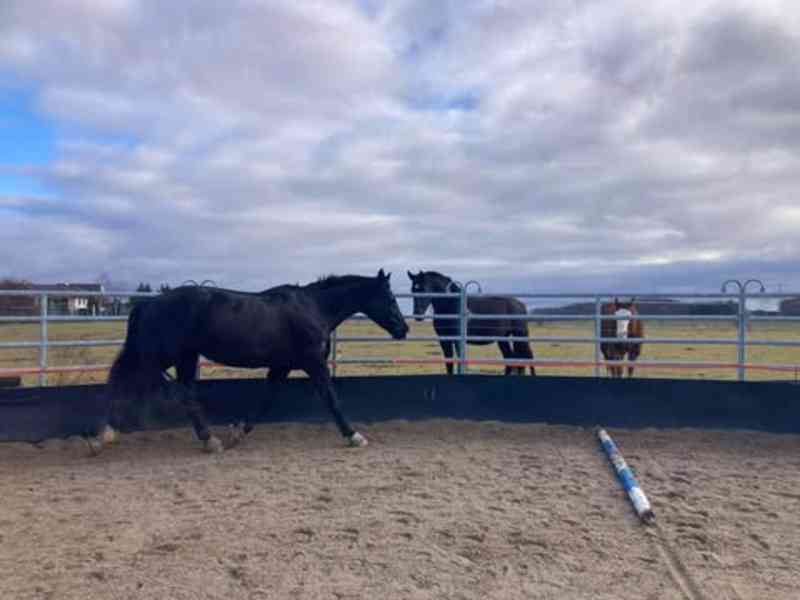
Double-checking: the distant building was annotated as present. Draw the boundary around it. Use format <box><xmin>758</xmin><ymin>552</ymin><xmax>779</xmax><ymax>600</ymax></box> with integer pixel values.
<box><xmin>0</xmin><ymin>283</ymin><xmax>105</xmax><ymax>316</ymax></box>
<box><xmin>32</xmin><ymin>283</ymin><xmax>105</xmax><ymax>315</ymax></box>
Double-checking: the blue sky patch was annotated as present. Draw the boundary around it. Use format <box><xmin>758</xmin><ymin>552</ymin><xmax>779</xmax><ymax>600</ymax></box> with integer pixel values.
<box><xmin>446</xmin><ymin>93</ymin><xmax>479</xmax><ymax>111</ymax></box>
<box><xmin>0</xmin><ymin>86</ymin><xmax>54</xmax><ymax>166</ymax></box>
<box><xmin>0</xmin><ymin>85</ymin><xmax>54</xmax><ymax>197</ymax></box>
<box><xmin>0</xmin><ymin>172</ymin><xmax>51</xmax><ymax>198</ymax></box>
<box><xmin>406</xmin><ymin>90</ymin><xmax>479</xmax><ymax>113</ymax></box>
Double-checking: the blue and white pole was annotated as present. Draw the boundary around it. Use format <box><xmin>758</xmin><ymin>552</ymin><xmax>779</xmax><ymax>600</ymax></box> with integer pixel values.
<box><xmin>598</xmin><ymin>429</ymin><xmax>655</xmax><ymax>524</ymax></box>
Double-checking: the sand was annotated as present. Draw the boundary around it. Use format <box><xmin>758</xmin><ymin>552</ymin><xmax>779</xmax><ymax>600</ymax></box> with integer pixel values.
<box><xmin>1</xmin><ymin>420</ymin><xmax>799</xmax><ymax>599</ymax></box>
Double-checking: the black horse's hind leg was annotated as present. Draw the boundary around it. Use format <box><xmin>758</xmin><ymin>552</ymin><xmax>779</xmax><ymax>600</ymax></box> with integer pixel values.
<box><xmin>304</xmin><ymin>362</ymin><xmax>365</xmax><ymax>447</ymax></box>
<box><xmin>84</xmin><ymin>420</ymin><xmax>118</xmax><ymax>456</ymax></box>
<box><xmin>84</xmin><ymin>393</ymin><xmax>121</xmax><ymax>455</ymax></box>
<box><xmin>512</xmin><ymin>340</ymin><xmax>536</xmax><ymax>376</ymax></box>
<box><xmin>175</xmin><ymin>354</ymin><xmax>221</xmax><ymax>452</ymax></box>
<box><xmin>236</xmin><ymin>366</ymin><xmax>290</xmax><ymax>439</ymax></box>
<box><xmin>439</xmin><ymin>340</ymin><xmax>456</xmax><ymax>375</ymax></box>
<box><xmin>498</xmin><ymin>340</ymin><xmax>514</xmax><ymax>375</ymax></box>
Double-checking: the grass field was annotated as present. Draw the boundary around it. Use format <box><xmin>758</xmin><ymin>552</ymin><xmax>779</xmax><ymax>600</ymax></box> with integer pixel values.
<box><xmin>2</xmin><ymin>317</ymin><xmax>800</xmax><ymax>387</ymax></box>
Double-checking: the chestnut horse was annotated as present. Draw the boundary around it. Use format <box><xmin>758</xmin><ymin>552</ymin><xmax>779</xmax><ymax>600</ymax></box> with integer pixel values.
<box><xmin>600</xmin><ymin>297</ymin><xmax>644</xmax><ymax>378</ymax></box>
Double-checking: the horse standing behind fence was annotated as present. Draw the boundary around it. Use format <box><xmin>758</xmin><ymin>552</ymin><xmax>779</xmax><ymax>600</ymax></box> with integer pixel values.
<box><xmin>600</xmin><ymin>298</ymin><xmax>644</xmax><ymax>378</ymax></box>
<box><xmin>407</xmin><ymin>270</ymin><xmax>535</xmax><ymax>375</ymax></box>
<box><xmin>87</xmin><ymin>270</ymin><xmax>408</xmax><ymax>454</ymax></box>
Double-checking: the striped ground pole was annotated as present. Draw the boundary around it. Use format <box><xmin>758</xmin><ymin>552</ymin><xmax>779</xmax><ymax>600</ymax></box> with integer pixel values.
<box><xmin>598</xmin><ymin>429</ymin><xmax>656</xmax><ymax>524</ymax></box>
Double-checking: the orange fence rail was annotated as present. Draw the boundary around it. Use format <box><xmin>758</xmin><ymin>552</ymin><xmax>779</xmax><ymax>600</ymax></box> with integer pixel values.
<box><xmin>2</xmin><ymin>357</ymin><xmax>799</xmax><ymax>378</ymax></box>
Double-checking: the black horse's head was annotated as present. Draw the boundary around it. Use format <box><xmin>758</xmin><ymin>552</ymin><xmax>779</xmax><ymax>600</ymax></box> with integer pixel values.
<box><xmin>362</xmin><ymin>269</ymin><xmax>409</xmax><ymax>340</ymax></box>
<box><xmin>407</xmin><ymin>270</ymin><xmax>455</xmax><ymax>322</ymax></box>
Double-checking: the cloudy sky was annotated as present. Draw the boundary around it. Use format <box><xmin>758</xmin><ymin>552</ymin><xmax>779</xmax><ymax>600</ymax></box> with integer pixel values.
<box><xmin>1</xmin><ymin>0</ymin><xmax>799</xmax><ymax>297</ymax></box>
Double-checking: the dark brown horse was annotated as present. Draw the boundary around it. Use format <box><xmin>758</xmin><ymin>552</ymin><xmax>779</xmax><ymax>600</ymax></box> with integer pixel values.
<box><xmin>408</xmin><ymin>270</ymin><xmax>535</xmax><ymax>375</ymax></box>
<box><xmin>600</xmin><ymin>297</ymin><xmax>644</xmax><ymax>378</ymax></box>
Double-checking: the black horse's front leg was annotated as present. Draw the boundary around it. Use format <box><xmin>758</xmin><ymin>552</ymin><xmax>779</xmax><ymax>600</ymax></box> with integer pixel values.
<box><xmin>176</xmin><ymin>381</ymin><xmax>223</xmax><ymax>452</ymax></box>
<box><xmin>439</xmin><ymin>340</ymin><xmax>456</xmax><ymax>375</ymax></box>
<box><xmin>305</xmin><ymin>362</ymin><xmax>365</xmax><ymax>447</ymax></box>
<box><xmin>176</xmin><ymin>355</ymin><xmax>222</xmax><ymax>453</ymax></box>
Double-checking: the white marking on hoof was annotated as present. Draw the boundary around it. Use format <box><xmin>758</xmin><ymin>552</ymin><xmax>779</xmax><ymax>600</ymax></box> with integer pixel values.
<box><xmin>100</xmin><ymin>425</ymin><xmax>118</xmax><ymax>445</ymax></box>
<box><xmin>347</xmin><ymin>432</ymin><xmax>368</xmax><ymax>447</ymax></box>
<box><xmin>203</xmin><ymin>436</ymin><xmax>224</xmax><ymax>454</ymax></box>
<box><xmin>86</xmin><ymin>437</ymin><xmax>104</xmax><ymax>457</ymax></box>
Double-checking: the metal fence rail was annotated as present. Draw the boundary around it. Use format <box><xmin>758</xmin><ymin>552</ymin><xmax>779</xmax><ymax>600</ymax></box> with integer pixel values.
<box><xmin>0</xmin><ymin>290</ymin><xmax>157</xmax><ymax>385</ymax></box>
<box><xmin>1</xmin><ymin>288</ymin><xmax>799</xmax><ymax>385</ymax></box>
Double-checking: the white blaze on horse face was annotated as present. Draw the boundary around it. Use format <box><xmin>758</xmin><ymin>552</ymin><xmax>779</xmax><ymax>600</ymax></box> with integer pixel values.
<box><xmin>615</xmin><ymin>308</ymin><xmax>632</xmax><ymax>338</ymax></box>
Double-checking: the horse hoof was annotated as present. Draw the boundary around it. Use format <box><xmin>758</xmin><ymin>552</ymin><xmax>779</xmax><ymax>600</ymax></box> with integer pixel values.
<box><xmin>85</xmin><ymin>437</ymin><xmax>104</xmax><ymax>457</ymax></box>
<box><xmin>224</xmin><ymin>424</ymin><xmax>247</xmax><ymax>450</ymax></box>
<box><xmin>347</xmin><ymin>432</ymin><xmax>368</xmax><ymax>447</ymax></box>
<box><xmin>203</xmin><ymin>436</ymin><xmax>224</xmax><ymax>454</ymax></box>
<box><xmin>100</xmin><ymin>425</ymin><xmax>118</xmax><ymax>445</ymax></box>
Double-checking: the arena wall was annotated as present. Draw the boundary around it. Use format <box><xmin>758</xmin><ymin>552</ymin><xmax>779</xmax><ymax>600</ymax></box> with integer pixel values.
<box><xmin>1</xmin><ymin>375</ymin><xmax>799</xmax><ymax>442</ymax></box>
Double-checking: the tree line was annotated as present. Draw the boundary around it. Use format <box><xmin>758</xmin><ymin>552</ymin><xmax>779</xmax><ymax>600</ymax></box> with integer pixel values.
<box><xmin>530</xmin><ymin>298</ymin><xmax>800</xmax><ymax>316</ymax></box>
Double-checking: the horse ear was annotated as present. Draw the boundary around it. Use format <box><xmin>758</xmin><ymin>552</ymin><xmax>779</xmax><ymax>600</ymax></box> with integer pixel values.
<box><xmin>407</xmin><ymin>270</ymin><xmax>415</xmax><ymax>280</ymax></box>
<box><xmin>378</xmin><ymin>268</ymin><xmax>386</xmax><ymax>280</ymax></box>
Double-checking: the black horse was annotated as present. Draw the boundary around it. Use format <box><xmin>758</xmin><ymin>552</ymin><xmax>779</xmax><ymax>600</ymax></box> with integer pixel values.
<box><xmin>88</xmin><ymin>270</ymin><xmax>408</xmax><ymax>454</ymax></box>
<box><xmin>407</xmin><ymin>270</ymin><xmax>535</xmax><ymax>375</ymax></box>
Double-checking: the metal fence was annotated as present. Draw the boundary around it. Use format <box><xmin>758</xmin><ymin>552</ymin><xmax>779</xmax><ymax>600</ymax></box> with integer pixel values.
<box><xmin>1</xmin><ymin>287</ymin><xmax>799</xmax><ymax>386</ymax></box>
<box><xmin>332</xmin><ymin>288</ymin><xmax>800</xmax><ymax>380</ymax></box>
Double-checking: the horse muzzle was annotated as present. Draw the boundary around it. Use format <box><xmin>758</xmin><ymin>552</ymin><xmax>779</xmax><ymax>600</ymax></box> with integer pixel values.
<box><xmin>392</xmin><ymin>322</ymin><xmax>410</xmax><ymax>339</ymax></box>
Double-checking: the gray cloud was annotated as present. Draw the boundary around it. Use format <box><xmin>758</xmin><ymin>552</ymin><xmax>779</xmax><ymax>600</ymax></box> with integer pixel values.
<box><xmin>1</xmin><ymin>0</ymin><xmax>799</xmax><ymax>297</ymax></box>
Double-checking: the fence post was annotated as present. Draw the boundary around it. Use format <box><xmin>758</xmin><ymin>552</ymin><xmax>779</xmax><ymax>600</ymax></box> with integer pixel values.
<box><xmin>458</xmin><ymin>285</ymin><xmax>468</xmax><ymax>375</ymax></box>
<box><xmin>722</xmin><ymin>278</ymin><xmax>764</xmax><ymax>382</ymax></box>
<box><xmin>737</xmin><ymin>288</ymin><xmax>746</xmax><ymax>382</ymax></box>
<box><xmin>594</xmin><ymin>295</ymin><xmax>601</xmax><ymax>378</ymax></box>
<box><xmin>330</xmin><ymin>329</ymin><xmax>338</xmax><ymax>378</ymax></box>
<box><xmin>39</xmin><ymin>293</ymin><xmax>48</xmax><ymax>387</ymax></box>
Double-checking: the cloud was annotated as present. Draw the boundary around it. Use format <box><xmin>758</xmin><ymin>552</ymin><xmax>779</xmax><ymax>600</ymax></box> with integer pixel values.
<box><xmin>0</xmin><ymin>0</ymin><xmax>799</xmax><ymax>296</ymax></box>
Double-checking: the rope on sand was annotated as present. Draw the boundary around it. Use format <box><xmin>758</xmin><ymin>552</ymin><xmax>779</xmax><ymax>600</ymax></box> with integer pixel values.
<box><xmin>598</xmin><ymin>428</ymin><xmax>655</xmax><ymax>524</ymax></box>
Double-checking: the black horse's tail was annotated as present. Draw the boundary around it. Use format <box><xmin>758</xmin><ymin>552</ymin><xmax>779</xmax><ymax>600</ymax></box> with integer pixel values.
<box><xmin>106</xmin><ymin>302</ymin><xmax>167</xmax><ymax>428</ymax></box>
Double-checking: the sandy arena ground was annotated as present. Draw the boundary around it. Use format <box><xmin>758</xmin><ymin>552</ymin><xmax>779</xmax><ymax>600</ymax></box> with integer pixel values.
<box><xmin>1</xmin><ymin>420</ymin><xmax>799</xmax><ymax>600</ymax></box>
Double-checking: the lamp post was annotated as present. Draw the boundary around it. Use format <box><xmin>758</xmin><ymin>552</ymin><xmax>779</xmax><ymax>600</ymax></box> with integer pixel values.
<box><xmin>721</xmin><ymin>279</ymin><xmax>765</xmax><ymax>381</ymax></box>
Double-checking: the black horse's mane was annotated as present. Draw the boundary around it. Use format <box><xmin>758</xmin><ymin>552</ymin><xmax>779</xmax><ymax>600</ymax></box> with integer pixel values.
<box><xmin>420</xmin><ymin>270</ymin><xmax>449</xmax><ymax>281</ymax></box>
<box><xmin>420</xmin><ymin>271</ymin><xmax>459</xmax><ymax>292</ymax></box>
<box><xmin>312</xmin><ymin>274</ymin><xmax>374</xmax><ymax>289</ymax></box>
<box><xmin>171</xmin><ymin>275</ymin><xmax>378</xmax><ymax>297</ymax></box>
